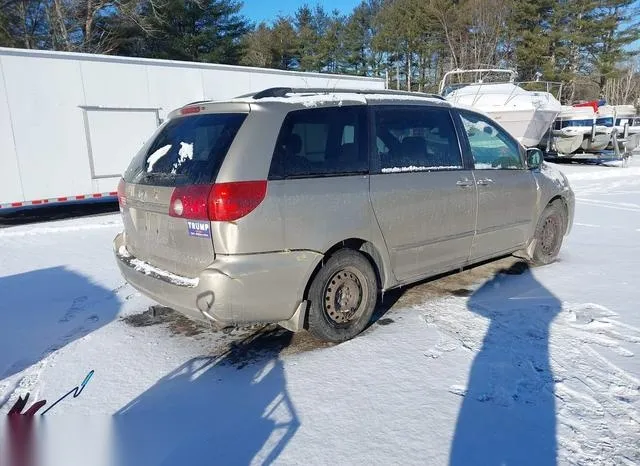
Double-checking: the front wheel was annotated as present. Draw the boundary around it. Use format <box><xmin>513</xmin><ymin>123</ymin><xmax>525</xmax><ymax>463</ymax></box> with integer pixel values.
<box><xmin>307</xmin><ymin>249</ymin><xmax>378</xmax><ymax>342</ymax></box>
<box><xmin>528</xmin><ymin>200</ymin><xmax>566</xmax><ymax>266</ymax></box>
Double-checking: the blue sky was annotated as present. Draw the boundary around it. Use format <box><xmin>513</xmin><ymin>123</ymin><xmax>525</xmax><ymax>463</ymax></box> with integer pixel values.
<box><xmin>241</xmin><ymin>0</ymin><xmax>363</xmax><ymax>24</ymax></box>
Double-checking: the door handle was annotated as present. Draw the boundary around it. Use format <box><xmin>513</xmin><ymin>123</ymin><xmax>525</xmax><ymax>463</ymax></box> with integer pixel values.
<box><xmin>476</xmin><ymin>178</ymin><xmax>495</xmax><ymax>186</ymax></box>
<box><xmin>456</xmin><ymin>178</ymin><xmax>474</xmax><ymax>188</ymax></box>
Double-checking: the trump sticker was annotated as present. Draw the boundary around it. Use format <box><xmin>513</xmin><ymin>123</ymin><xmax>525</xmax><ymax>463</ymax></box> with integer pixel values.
<box><xmin>187</xmin><ymin>221</ymin><xmax>211</xmax><ymax>238</ymax></box>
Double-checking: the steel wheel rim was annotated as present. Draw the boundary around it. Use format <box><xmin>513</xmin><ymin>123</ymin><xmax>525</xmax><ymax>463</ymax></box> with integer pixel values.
<box><xmin>540</xmin><ymin>215</ymin><xmax>560</xmax><ymax>255</ymax></box>
<box><xmin>323</xmin><ymin>267</ymin><xmax>368</xmax><ymax>325</ymax></box>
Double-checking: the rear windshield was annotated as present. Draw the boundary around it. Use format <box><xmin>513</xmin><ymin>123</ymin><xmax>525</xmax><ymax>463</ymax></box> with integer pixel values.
<box><xmin>123</xmin><ymin>113</ymin><xmax>247</xmax><ymax>186</ymax></box>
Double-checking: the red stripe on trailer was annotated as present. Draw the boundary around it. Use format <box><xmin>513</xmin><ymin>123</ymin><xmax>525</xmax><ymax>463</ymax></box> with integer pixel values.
<box><xmin>1</xmin><ymin>192</ymin><xmax>118</xmax><ymax>210</ymax></box>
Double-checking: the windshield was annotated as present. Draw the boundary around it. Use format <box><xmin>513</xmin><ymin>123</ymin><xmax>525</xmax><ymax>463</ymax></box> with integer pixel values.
<box><xmin>555</xmin><ymin>119</ymin><xmax>594</xmax><ymax>129</ymax></box>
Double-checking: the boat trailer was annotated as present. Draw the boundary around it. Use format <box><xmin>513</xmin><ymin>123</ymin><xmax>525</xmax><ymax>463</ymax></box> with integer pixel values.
<box><xmin>541</xmin><ymin>126</ymin><xmax>634</xmax><ymax>166</ymax></box>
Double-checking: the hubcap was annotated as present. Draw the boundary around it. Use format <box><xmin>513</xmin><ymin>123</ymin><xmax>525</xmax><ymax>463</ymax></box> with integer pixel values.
<box><xmin>540</xmin><ymin>216</ymin><xmax>559</xmax><ymax>255</ymax></box>
<box><xmin>324</xmin><ymin>268</ymin><xmax>365</xmax><ymax>324</ymax></box>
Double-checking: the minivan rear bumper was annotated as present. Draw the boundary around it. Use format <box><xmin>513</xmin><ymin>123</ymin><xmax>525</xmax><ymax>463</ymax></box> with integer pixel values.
<box><xmin>113</xmin><ymin>233</ymin><xmax>322</xmax><ymax>326</ymax></box>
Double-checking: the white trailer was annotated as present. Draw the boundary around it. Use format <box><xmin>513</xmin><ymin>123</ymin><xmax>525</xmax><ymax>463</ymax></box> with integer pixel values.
<box><xmin>0</xmin><ymin>48</ymin><xmax>385</xmax><ymax>212</ymax></box>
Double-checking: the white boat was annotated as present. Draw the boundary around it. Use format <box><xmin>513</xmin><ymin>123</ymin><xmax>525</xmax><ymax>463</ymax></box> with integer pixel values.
<box><xmin>439</xmin><ymin>69</ymin><xmax>562</xmax><ymax>147</ymax></box>
<box><xmin>580</xmin><ymin>105</ymin><xmax>615</xmax><ymax>152</ymax></box>
<box><xmin>611</xmin><ymin>105</ymin><xmax>640</xmax><ymax>152</ymax></box>
<box><xmin>614</xmin><ymin>104</ymin><xmax>636</xmax><ymax>120</ymax></box>
<box><xmin>542</xmin><ymin>106</ymin><xmax>595</xmax><ymax>154</ymax></box>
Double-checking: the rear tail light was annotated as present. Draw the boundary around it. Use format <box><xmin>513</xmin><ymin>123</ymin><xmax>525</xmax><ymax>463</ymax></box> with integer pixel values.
<box><xmin>117</xmin><ymin>178</ymin><xmax>126</xmax><ymax>208</ymax></box>
<box><xmin>209</xmin><ymin>181</ymin><xmax>267</xmax><ymax>221</ymax></box>
<box><xmin>169</xmin><ymin>185</ymin><xmax>211</xmax><ymax>220</ymax></box>
<box><xmin>169</xmin><ymin>181</ymin><xmax>267</xmax><ymax>222</ymax></box>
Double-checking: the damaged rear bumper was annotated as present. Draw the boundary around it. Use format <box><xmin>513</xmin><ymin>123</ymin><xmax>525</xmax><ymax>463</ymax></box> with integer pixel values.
<box><xmin>113</xmin><ymin>232</ymin><xmax>322</xmax><ymax>328</ymax></box>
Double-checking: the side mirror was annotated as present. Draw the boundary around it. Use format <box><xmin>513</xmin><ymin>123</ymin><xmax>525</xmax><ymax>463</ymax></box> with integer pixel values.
<box><xmin>526</xmin><ymin>148</ymin><xmax>543</xmax><ymax>169</ymax></box>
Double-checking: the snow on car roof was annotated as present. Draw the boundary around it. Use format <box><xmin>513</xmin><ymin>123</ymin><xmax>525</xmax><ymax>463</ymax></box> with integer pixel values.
<box><xmin>226</xmin><ymin>91</ymin><xmax>450</xmax><ymax>107</ymax></box>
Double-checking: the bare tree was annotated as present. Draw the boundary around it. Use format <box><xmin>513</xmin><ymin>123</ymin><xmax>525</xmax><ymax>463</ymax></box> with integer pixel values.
<box><xmin>603</xmin><ymin>58</ymin><xmax>640</xmax><ymax>105</ymax></box>
<box><xmin>462</xmin><ymin>0</ymin><xmax>512</xmax><ymax>68</ymax></box>
<box><xmin>1</xmin><ymin>0</ymin><xmax>165</xmax><ymax>53</ymax></box>
<box><xmin>429</xmin><ymin>0</ymin><xmax>513</xmax><ymax>72</ymax></box>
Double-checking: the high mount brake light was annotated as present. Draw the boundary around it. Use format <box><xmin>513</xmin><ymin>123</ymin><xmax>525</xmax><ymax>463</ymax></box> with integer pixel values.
<box><xmin>180</xmin><ymin>106</ymin><xmax>202</xmax><ymax>115</ymax></box>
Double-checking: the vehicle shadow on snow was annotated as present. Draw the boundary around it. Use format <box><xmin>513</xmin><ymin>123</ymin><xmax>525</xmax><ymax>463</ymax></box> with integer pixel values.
<box><xmin>450</xmin><ymin>261</ymin><xmax>560</xmax><ymax>466</ymax></box>
<box><xmin>113</xmin><ymin>327</ymin><xmax>300</xmax><ymax>466</ymax></box>
<box><xmin>0</xmin><ymin>266</ymin><xmax>120</xmax><ymax>382</ymax></box>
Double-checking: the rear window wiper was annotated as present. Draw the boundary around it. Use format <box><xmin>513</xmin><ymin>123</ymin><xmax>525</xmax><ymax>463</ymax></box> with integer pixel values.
<box><xmin>132</xmin><ymin>172</ymin><xmax>189</xmax><ymax>185</ymax></box>
<box><xmin>141</xmin><ymin>172</ymin><xmax>185</xmax><ymax>181</ymax></box>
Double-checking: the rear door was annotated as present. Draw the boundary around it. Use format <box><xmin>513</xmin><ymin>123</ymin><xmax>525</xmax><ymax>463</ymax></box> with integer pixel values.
<box><xmin>456</xmin><ymin>109</ymin><xmax>537</xmax><ymax>261</ymax></box>
<box><xmin>369</xmin><ymin>105</ymin><xmax>477</xmax><ymax>282</ymax></box>
<box><xmin>120</xmin><ymin>109</ymin><xmax>248</xmax><ymax>277</ymax></box>
<box><xmin>268</xmin><ymin>105</ymin><xmax>372</xmax><ymax>254</ymax></box>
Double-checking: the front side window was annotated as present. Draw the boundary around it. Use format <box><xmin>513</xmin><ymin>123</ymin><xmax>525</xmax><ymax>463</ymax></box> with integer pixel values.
<box><xmin>458</xmin><ymin>110</ymin><xmax>524</xmax><ymax>170</ymax></box>
<box><xmin>270</xmin><ymin>106</ymin><xmax>367</xmax><ymax>178</ymax></box>
<box><xmin>373</xmin><ymin>107</ymin><xmax>463</xmax><ymax>173</ymax></box>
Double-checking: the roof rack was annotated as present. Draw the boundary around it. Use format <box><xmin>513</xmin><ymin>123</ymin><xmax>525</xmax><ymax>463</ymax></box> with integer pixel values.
<box><xmin>247</xmin><ymin>87</ymin><xmax>447</xmax><ymax>101</ymax></box>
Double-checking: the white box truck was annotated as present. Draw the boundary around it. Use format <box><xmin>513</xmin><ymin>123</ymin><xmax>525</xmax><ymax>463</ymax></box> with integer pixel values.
<box><xmin>0</xmin><ymin>48</ymin><xmax>384</xmax><ymax>212</ymax></box>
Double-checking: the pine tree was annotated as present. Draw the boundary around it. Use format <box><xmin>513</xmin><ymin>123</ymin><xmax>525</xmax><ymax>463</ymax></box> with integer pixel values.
<box><xmin>270</xmin><ymin>16</ymin><xmax>298</xmax><ymax>70</ymax></box>
<box><xmin>343</xmin><ymin>1</ymin><xmax>376</xmax><ymax>76</ymax></box>
<box><xmin>509</xmin><ymin>0</ymin><xmax>555</xmax><ymax>80</ymax></box>
<box><xmin>317</xmin><ymin>10</ymin><xmax>345</xmax><ymax>73</ymax></box>
<box><xmin>586</xmin><ymin>0</ymin><xmax>640</xmax><ymax>89</ymax></box>
<box><xmin>240</xmin><ymin>22</ymin><xmax>276</xmax><ymax>68</ymax></box>
<box><xmin>114</xmin><ymin>0</ymin><xmax>250</xmax><ymax>63</ymax></box>
<box><xmin>294</xmin><ymin>5</ymin><xmax>320</xmax><ymax>72</ymax></box>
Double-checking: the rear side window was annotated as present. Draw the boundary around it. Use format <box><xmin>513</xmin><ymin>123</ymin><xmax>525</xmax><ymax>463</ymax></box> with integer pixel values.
<box><xmin>269</xmin><ymin>106</ymin><xmax>368</xmax><ymax>179</ymax></box>
<box><xmin>124</xmin><ymin>113</ymin><xmax>247</xmax><ymax>186</ymax></box>
<box><xmin>373</xmin><ymin>107</ymin><xmax>463</xmax><ymax>173</ymax></box>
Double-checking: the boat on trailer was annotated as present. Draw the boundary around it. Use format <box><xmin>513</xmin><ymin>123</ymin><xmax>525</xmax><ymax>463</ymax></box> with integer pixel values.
<box><xmin>439</xmin><ymin>68</ymin><xmax>562</xmax><ymax>147</ymax></box>
<box><xmin>542</xmin><ymin>100</ymin><xmax>637</xmax><ymax>163</ymax></box>
<box><xmin>579</xmin><ymin>104</ymin><xmax>615</xmax><ymax>152</ymax></box>
<box><xmin>541</xmin><ymin>105</ymin><xmax>595</xmax><ymax>154</ymax></box>
<box><xmin>610</xmin><ymin>105</ymin><xmax>640</xmax><ymax>152</ymax></box>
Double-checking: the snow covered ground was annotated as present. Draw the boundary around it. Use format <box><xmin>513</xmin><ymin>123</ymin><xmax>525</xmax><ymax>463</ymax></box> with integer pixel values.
<box><xmin>1</xmin><ymin>159</ymin><xmax>640</xmax><ymax>465</ymax></box>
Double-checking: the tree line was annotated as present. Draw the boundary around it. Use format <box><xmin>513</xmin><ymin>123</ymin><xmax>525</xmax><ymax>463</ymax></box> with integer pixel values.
<box><xmin>1</xmin><ymin>0</ymin><xmax>639</xmax><ymax>103</ymax></box>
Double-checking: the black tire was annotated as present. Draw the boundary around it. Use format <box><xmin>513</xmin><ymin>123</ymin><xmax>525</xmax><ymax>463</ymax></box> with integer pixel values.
<box><xmin>529</xmin><ymin>200</ymin><xmax>566</xmax><ymax>266</ymax></box>
<box><xmin>307</xmin><ymin>249</ymin><xmax>378</xmax><ymax>342</ymax></box>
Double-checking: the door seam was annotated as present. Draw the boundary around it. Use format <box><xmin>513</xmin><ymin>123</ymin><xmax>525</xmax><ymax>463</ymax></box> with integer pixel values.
<box><xmin>468</xmin><ymin>170</ymin><xmax>479</xmax><ymax>264</ymax></box>
<box><xmin>367</xmin><ymin>174</ymin><xmax>399</xmax><ymax>283</ymax></box>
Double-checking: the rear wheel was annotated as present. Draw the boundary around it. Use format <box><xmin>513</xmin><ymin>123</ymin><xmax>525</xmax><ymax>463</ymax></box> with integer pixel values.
<box><xmin>307</xmin><ymin>250</ymin><xmax>377</xmax><ymax>342</ymax></box>
<box><xmin>529</xmin><ymin>200</ymin><xmax>566</xmax><ymax>266</ymax></box>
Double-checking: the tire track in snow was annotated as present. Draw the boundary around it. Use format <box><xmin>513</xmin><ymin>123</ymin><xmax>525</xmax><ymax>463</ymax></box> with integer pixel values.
<box><xmin>551</xmin><ymin>304</ymin><xmax>640</xmax><ymax>464</ymax></box>
<box><xmin>576</xmin><ymin>198</ymin><xmax>640</xmax><ymax>213</ymax></box>
<box><xmin>419</xmin><ymin>298</ymin><xmax>640</xmax><ymax>465</ymax></box>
